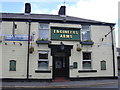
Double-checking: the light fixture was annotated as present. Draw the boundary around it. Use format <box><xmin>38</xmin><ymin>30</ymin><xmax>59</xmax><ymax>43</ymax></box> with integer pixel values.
<box><xmin>13</xmin><ymin>42</ymin><xmax>15</xmax><ymax>45</ymax></box>
<box><xmin>19</xmin><ymin>43</ymin><xmax>22</xmax><ymax>46</ymax></box>
<box><xmin>60</xmin><ymin>42</ymin><xmax>64</xmax><ymax>50</ymax></box>
<box><xmin>5</xmin><ymin>43</ymin><xmax>7</xmax><ymax>45</ymax></box>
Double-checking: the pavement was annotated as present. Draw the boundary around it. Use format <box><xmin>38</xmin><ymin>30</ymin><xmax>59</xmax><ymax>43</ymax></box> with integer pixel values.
<box><xmin>1</xmin><ymin>70</ymin><xmax>120</xmax><ymax>89</ymax></box>
<box><xmin>1</xmin><ymin>79</ymin><xmax>119</xmax><ymax>89</ymax></box>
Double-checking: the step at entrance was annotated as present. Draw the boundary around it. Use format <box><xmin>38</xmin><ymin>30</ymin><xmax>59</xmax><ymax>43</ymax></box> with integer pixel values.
<box><xmin>52</xmin><ymin>77</ymin><xmax>69</xmax><ymax>82</ymax></box>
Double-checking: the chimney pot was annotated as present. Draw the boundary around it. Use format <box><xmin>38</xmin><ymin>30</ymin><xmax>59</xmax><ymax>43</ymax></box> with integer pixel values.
<box><xmin>58</xmin><ymin>6</ymin><xmax>66</xmax><ymax>16</ymax></box>
<box><xmin>25</xmin><ymin>3</ymin><xmax>31</xmax><ymax>14</ymax></box>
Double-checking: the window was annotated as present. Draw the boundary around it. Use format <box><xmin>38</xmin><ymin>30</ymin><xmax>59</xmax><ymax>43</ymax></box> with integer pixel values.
<box><xmin>73</xmin><ymin>62</ymin><xmax>78</xmax><ymax>69</ymax></box>
<box><xmin>101</xmin><ymin>60</ymin><xmax>106</xmax><ymax>70</ymax></box>
<box><xmin>38</xmin><ymin>51</ymin><xmax>49</xmax><ymax>70</ymax></box>
<box><xmin>81</xmin><ymin>25</ymin><xmax>91</xmax><ymax>41</ymax></box>
<box><xmin>39</xmin><ymin>23</ymin><xmax>49</xmax><ymax>40</ymax></box>
<box><xmin>83</xmin><ymin>52</ymin><xmax>92</xmax><ymax>69</ymax></box>
<box><xmin>9</xmin><ymin>60</ymin><xmax>16</xmax><ymax>71</ymax></box>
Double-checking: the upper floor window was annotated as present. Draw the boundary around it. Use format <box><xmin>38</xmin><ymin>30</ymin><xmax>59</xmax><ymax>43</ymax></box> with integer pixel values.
<box><xmin>9</xmin><ymin>60</ymin><xmax>16</xmax><ymax>71</ymax></box>
<box><xmin>39</xmin><ymin>23</ymin><xmax>49</xmax><ymax>40</ymax></box>
<box><xmin>81</xmin><ymin>25</ymin><xmax>91</xmax><ymax>41</ymax></box>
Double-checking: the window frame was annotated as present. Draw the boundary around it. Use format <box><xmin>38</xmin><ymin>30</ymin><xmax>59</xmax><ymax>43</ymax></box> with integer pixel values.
<box><xmin>81</xmin><ymin>25</ymin><xmax>91</xmax><ymax>41</ymax></box>
<box><xmin>82</xmin><ymin>52</ymin><xmax>92</xmax><ymax>69</ymax></box>
<box><xmin>39</xmin><ymin>23</ymin><xmax>50</xmax><ymax>40</ymax></box>
<box><xmin>101</xmin><ymin>60</ymin><xmax>106</xmax><ymax>70</ymax></box>
<box><xmin>9</xmin><ymin>60</ymin><xmax>16</xmax><ymax>71</ymax></box>
<box><xmin>37</xmin><ymin>50</ymin><xmax>49</xmax><ymax>70</ymax></box>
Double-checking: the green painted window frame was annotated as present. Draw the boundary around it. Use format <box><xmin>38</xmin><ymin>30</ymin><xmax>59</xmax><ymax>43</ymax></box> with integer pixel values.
<box><xmin>101</xmin><ymin>60</ymin><xmax>106</xmax><ymax>70</ymax></box>
<box><xmin>9</xmin><ymin>60</ymin><xmax>16</xmax><ymax>71</ymax></box>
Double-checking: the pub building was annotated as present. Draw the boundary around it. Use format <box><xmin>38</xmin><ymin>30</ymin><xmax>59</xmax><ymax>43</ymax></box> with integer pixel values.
<box><xmin>0</xmin><ymin>3</ymin><xmax>118</xmax><ymax>81</ymax></box>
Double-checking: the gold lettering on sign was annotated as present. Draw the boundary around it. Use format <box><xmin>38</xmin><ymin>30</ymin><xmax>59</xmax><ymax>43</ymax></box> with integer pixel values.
<box><xmin>66</xmin><ymin>35</ymin><xmax>69</xmax><ymax>38</ymax></box>
<box><xmin>60</xmin><ymin>34</ymin><xmax>63</xmax><ymax>38</ymax></box>
<box><xmin>53</xmin><ymin>29</ymin><xmax>79</xmax><ymax>39</ymax></box>
<box><xmin>54</xmin><ymin>30</ymin><xmax>56</xmax><ymax>33</ymax></box>
<box><xmin>73</xmin><ymin>31</ymin><xmax>75</xmax><ymax>34</ymax></box>
<box><xmin>60</xmin><ymin>30</ymin><xmax>63</xmax><ymax>33</ymax></box>
<box><xmin>60</xmin><ymin>34</ymin><xmax>73</xmax><ymax>38</ymax></box>
<box><xmin>70</xmin><ymin>35</ymin><xmax>72</xmax><ymax>38</ymax></box>
<box><xmin>76</xmin><ymin>31</ymin><xmax>78</xmax><ymax>34</ymax></box>
<box><xmin>56</xmin><ymin>30</ymin><xmax>59</xmax><ymax>33</ymax></box>
<box><xmin>63</xmin><ymin>35</ymin><xmax>65</xmax><ymax>38</ymax></box>
<box><xmin>53</xmin><ymin>29</ymin><xmax>79</xmax><ymax>34</ymax></box>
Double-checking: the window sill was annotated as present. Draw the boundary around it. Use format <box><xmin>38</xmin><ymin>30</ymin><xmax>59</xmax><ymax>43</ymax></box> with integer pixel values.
<box><xmin>80</xmin><ymin>41</ymin><xmax>94</xmax><ymax>45</ymax></box>
<box><xmin>35</xmin><ymin>70</ymin><xmax>51</xmax><ymax>73</ymax></box>
<box><xmin>78</xmin><ymin>70</ymin><xmax>97</xmax><ymax>73</ymax></box>
<box><xmin>36</xmin><ymin>40</ymin><xmax>51</xmax><ymax>44</ymax></box>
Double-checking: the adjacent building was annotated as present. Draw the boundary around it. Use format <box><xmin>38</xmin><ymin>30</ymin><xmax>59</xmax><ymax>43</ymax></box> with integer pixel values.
<box><xmin>0</xmin><ymin>6</ymin><xmax>118</xmax><ymax>81</ymax></box>
<box><xmin>117</xmin><ymin>48</ymin><xmax>120</xmax><ymax>70</ymax></box>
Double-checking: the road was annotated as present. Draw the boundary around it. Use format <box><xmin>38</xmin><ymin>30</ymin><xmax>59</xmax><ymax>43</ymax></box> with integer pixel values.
<box><xmin>1</xmin><ymin>70</ymin><xmax>120</xmax><ymax>90</ymax></box>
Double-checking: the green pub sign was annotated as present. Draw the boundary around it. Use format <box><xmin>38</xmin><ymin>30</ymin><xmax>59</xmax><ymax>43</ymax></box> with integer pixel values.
<box><xmin>51</xmin><ymin>27</ymin><xmax>80</xmax><ymax>40</ymax></box>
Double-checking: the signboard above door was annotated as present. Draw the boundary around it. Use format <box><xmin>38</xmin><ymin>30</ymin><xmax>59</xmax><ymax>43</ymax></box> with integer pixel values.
<box><xmin>51</xmin><ymin>27</ymin><xmax>80</xmax><ymax>41</ymax></box>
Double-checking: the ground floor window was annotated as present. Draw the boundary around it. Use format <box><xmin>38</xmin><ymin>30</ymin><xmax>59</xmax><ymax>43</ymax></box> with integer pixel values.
<box><xmin>101</xmin><ymin>60</ymin><xmax>106</xmax><ymax>70</ymax></box>
<box><xmin>9</xmin><ymin>60</ymin><xmax>16</xmax><ymax>71</ymax></box>
<box><xmin>82</xmin><ymin>52</ymin><xmax>92</xmax><ymax>69</ymax></box>
<box><xmin>38</xmin><ymin>51</ymin><xmax>49</xmax><ymax>70</ymax></box>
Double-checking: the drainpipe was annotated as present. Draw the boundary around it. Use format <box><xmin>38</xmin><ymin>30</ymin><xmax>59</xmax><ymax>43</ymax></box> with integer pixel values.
<box><xmin>27</xmin><ymin>20</ymin><xmax>31</xmax><ymax>80</ymax></box>
<box><xmin>110</xmin><ymin>25</ymin><xmax>116</xmax><ymax>78</ymax></box>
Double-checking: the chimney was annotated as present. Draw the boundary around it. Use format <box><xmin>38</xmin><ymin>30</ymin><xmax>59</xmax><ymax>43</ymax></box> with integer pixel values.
<box><xmin>25</xmin><ymin>3</ymin><xmax>31</xmax><ymax>15</ymax></box>
<box><xmin>58</xmin><ymin>6</ymin><xmax>66</xmax><ymax>16</ymax></box>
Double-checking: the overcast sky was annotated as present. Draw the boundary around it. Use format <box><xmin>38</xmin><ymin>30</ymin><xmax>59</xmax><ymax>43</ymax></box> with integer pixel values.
<box><xmin>0</xmin><ymin>0</ymin><xmax>119</xmax><ymax>46</ymax></box>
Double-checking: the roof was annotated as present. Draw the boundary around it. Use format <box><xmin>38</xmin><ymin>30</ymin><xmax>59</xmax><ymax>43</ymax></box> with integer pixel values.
<box><xmin>0</xmin><ymin>13</ymin><xmax>115</xmax><ymax>26</ymax></box>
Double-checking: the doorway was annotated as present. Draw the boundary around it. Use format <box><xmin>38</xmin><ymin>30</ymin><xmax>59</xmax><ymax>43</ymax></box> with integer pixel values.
<box><xmin>53</xmin><ymin>55</ymin><xmax>69</xmax><ymax>79</ymax></box>
<box><xmin>48</xmin><ymin>44</ymin><xmax>73</xmax><ymax>80</ymax></box>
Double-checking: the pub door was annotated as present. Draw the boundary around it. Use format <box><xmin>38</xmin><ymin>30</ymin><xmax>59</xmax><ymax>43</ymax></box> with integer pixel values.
<box><xmin>53</xmin><ymin>56</ymin><xmax>69</xmax><ymax>79</ymax></box>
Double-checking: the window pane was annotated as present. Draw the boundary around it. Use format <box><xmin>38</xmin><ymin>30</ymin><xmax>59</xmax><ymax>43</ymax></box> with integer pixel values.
<box><xmin>82</xmin><ymin>31</ymin><xmax>87</xmax><ymax>41</ymax></box>
<box><xmin>10</xmin><ymin>60</ymin><xmax>16</xmax><ymax>71</ymax></box>
<box><xmin>83</xmin><ymin>61</ymin><xmax>91</xmax><ymax>69</ymax></box>
<box><xmin>39</xmin><ymin>53</ymin><xmax>48</xmax><ymax>59</ymax></box>
<box><xmin>73</xmin><ymin>62</ymin><xmax>78</xmax><ymax>69</ymax></box>
<box><xmin>83</xmin><ymin>52</ymin><xmax>91</xmax><ymax>60</ymax></box>
<box><xmin>55</xmin><ymin>60</ymin><xmax>62</xmax><ymax>69</ymax></box>
<box><xmin>87</xmin><ymin>31</ymin><xmax>90</xmax><ymax>40</ymax></box>
<box><xmin>82</xmin><ymin>25</ymin><xmax>91</xmax><ymax>41</ymax></box>
<box><xmin>82</xmin><ymin>25</ymin><xmax>90</xmax><ymax>30</ymax></box>
<box><xmin>40</xmin><ymin>24</ymin><xmax>49</xmax><ymax>29</ymax></box>
<box><xmin>39</xmin><ymin>29</ymin><xmax>49</xmax><ymax>39</ymax></box>
<box><xmin>38</xmin><ymin>61</ymin><xmax>48</xmax><ymax>69</ymax></box>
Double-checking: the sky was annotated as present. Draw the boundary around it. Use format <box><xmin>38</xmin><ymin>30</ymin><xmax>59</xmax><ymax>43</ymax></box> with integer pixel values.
<box><xmin>0</xmin><ymin>0</ymin><xmax>119</xmax><ymax>47</ymax></box>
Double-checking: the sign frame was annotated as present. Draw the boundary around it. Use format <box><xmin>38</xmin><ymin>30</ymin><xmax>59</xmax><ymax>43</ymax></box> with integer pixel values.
<box><xmin>51</xmin><ymin>27</ymin><xmax>81</xmax><ymax>41</ymax></box>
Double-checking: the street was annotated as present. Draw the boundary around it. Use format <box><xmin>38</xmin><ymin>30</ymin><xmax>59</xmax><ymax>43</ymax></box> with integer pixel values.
<box><xmin>1</xmin><ymin>71</ymin><xmax>120</xmax><ymax>90</ymax></box>
<box><xmin>1</xmin><ymin>79</ymin><xmax>119</xmax><ymax>89</ymax></box>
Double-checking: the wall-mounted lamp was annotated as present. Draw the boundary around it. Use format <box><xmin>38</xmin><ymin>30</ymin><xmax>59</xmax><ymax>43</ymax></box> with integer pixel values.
<box><xmin>13</xmin><ymin>42</ymin><xmax>15</xmax><ymax>45</ymax></box>
<box><xmin>19</xmin><ymin>43</ymin><xmax>22</xmax><ymax>46</ymax></box>
<box><xmin>5</xmin><ymin>43</ymin><xmax>7</xmax><ymax>45</ymax></box>
<box><xmin>60</xmin><ymin>42</ymin><xmax>64</xmax><ymax>50</ymax></box>
<box><xmin>101</xmin><ymin>38</ymin><xmax>104</xmax><ymax>41</ymax></box>
<box><xmin>32</xmin><ymin>31</ymin><xmax>35</xmax><ymax>35</ymax></box>
<box><xmin>76</xmin><ymin>44</ymin><xmax>81</xmax><ymax>51</ymax></box>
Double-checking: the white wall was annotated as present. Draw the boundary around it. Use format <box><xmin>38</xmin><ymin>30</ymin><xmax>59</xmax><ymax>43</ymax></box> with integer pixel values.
<box><xmin>1</xmin><ymin>21</ymin><xmax>118</xmax><ymax>79</ymax></box>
